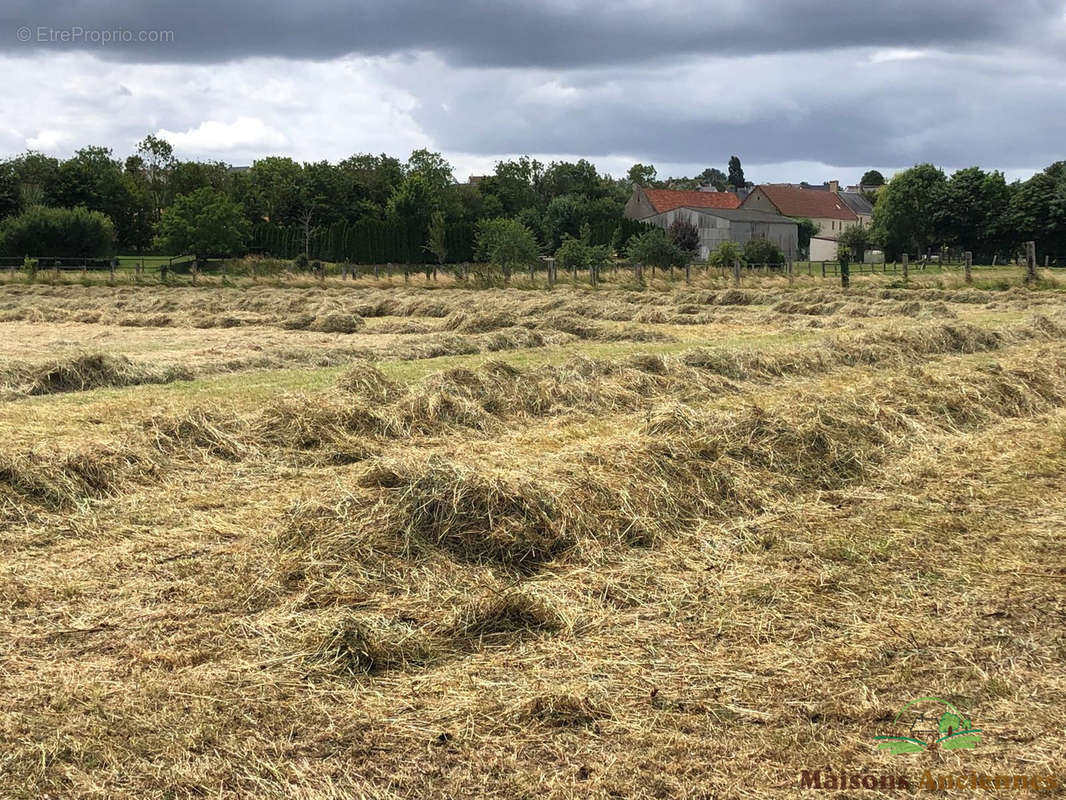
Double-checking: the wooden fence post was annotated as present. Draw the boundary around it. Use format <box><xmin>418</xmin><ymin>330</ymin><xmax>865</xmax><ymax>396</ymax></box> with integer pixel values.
<box><xmin>787</xmin><ymin>258</ymin><xmax>794</xmax><ymax>286</ymax></box>
<box><xmin>964</xmin><ymin>251</ymin><xmax>972</xmax><ymax>284</ymax></box>
<box><xmin>733</xmin><ymin>259</ymin><xmax>741</xmax><ymax>287</ymax></box>
<box><xmin>821</xmin><ymin>261</ymin><xmax>826</xmax><ymax>278</ymax></box>
<box><xmin>1026</xmin><ymin>241</ymin><xmax>1037</xmax><ymax>283</ymax></box>
<box><xmin>902</xmin><ymin>253</ymin><xmax>909</xmax><ymax>279</ymax></box>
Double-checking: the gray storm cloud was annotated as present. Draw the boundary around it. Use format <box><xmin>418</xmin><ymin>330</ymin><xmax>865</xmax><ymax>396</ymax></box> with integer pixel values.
<box><xmin>1</xmin><ymin>0</ymin><xmax>1060</xmax><ymax>65</ymax></box>
<box><xmin>0</xmin><ymin>1</ymin><xmax>1064</xmax><ymax>174</ymax></box>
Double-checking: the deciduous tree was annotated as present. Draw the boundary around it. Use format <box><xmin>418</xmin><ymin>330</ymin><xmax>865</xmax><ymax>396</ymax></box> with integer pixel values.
<box><xmin>870</xmin><ymin>164</ymin><xmax>947</xmax><ymax>258</ymax></box>
<box><xmin>153</xmin><ymin>187</ymin><xmax>251</xmax><ymax>261</ymax></box>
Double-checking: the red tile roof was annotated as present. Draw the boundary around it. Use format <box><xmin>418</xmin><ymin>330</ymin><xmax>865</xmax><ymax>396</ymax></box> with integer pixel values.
<box><xmin>642</xmin><ymin>188</ymin><xmax>741</xmax><ymax>213</ymax></box>
<box><xmin>749</xmin><ymin>185</ymin><xmax>857</xmax><ymax>220</ymax></box>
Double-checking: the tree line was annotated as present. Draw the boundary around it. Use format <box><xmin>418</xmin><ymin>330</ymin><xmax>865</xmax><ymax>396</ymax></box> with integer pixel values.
<box><xmin>1</xmin><ymin>140</ymin><xmax>1065</xmax><ymax>269</ymax></box>
<box><xmin>863</xmin><ymin>162</ymin><xmax>1066</xmax><ymax>264</ymax></box>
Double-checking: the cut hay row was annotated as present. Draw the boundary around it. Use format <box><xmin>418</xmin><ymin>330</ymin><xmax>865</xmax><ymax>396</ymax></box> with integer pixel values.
<box><xmin>9</xmin><ymin>318</ymin><xmax>1056</xmax><ymax>516</ymax></box>
<box><xmin>368</xmin><ymin>349</ymin><xmax>1066</xmax><ymax>567</ymax></box>
<box><xmin>271</xmin><ymin>348</ymin><xmax>1066</xmax><ymax>680</ymax></box>
<box><xmin>5</xmin><ymin>408</ymin><xmax>1061</xmax><ymax>798</ymax></box>
<box><xmin>139</xmin><ymin>316</ymin><xmax>1066</xmax><ymax>463</ymax></box>
<box><xmin>0</xmin><ymin>353</ymin><xmax>192</xmax><ymax>399</ymax></box>
<box><xmin>301</xmin><ymin>585</ymin><xmax>573</xmax><ymax>677</ymax></box>
<box><xmin>0</xmin><ymin>443</ymin><xmax>148</xmax><ymax>516</ymax></box>
<box><xmin>1</xmin><ymin>280</ymin><xmax>1054</xmax><ymax>335</ymax></box>
<box><xmin>0</xmin><ymin>327</ymin><xmax>548</xmax><ymax>400</ymax></box>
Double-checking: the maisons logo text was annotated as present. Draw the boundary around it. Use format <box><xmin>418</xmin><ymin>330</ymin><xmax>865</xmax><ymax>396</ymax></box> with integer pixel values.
<box><xmin>798</xmin><ymin>697</ymin><xmax>1058</xmax><ymax>792</ymax></box>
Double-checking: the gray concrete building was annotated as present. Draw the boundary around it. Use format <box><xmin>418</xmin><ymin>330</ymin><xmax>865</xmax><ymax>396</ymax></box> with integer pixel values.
<box><xmin>642</xmin><ymin>206</ymin><xmax>799</xmax><ymax>260</ymax></box>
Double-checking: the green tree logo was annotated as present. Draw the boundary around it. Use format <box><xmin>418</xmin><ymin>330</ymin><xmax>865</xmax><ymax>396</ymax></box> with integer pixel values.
<box><xmin>874</xmin><ymin>697</ymin><xmax>982</xmax><ymax>754</ymax></box>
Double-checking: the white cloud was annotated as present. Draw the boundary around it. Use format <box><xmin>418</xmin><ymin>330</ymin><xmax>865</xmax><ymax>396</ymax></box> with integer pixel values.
<box><xmin>869</xmin><ymin>48</ymin><xmax>929</xmax><ymax>63</ymax></box>
<box><xmin>157</xmin><ymin>117</ymin><xmax>287</xmax><ymax>153</ymax></box>
<box><xmin>0</xmin><ymin>53</ymin><xmax>429</xmax><ymax>165</ymax></box>
<box><xmin>521</xmin><ymin>80</ymin><xmax>582</xmax><ymax>104</ymax></box>
<box><xmin>0</xmin><ymin>43</ymin><xmax>1060</xmax><ymax>183</ymax></box>
<box><xmin>26</xmin><ymin>129</ymin><xmax>67</xmax><ymax>150</ymax></box>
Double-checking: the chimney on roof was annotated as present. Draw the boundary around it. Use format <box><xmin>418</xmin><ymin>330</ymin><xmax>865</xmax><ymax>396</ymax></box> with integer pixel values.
<box><xmin>828</xmin><ymin>179</ymin><xmax>840</xmax><ymax>194</ymax></box>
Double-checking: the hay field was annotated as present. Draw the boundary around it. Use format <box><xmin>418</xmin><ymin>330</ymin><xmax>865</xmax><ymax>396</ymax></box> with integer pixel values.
<box><xmin>1</xmin><ymin>271</ymin><xmax>1064</xmax><ymax>798</ymax></box>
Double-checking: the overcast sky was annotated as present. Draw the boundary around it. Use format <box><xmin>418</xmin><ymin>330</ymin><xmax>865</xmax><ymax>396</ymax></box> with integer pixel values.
<box><xmin>1</xmin><ymin>1</ymin><xmax>1064</xmax><ymax>184</ymax></box>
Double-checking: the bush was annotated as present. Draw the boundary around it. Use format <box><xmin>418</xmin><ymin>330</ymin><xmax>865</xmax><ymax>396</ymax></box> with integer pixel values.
<box><xmin>293</xmin><ymin>252</ymin><xmax>310</xmax><ymax>269</ymax></box>
<box><xmin>0</xmin><ymin>206</ymin><xmax>116</xmax><ymax>258</ymax></box>
<box><xmin>668</xmin><ymin>217</ymin><xmax>699</xmax><ymax>256</ymax></box>
<box><xmin>707</xmin><ymin>240</ymin><xmax>745</xmax><ymax>268</ymax></box>
<box><xmin>554</xmin><ymin>235</ymin><xmax>610</xmax><ymax>278</ymax></box>
<box><xmin>475</xmin><ymin>218</ymin><xmax>540</xmax><ymax>279</ymax></box>
<box><xmin>626</xmin><ymin>229</ymin><xmax>685</xmax><ymax>271</ymax></box>
<box><xmin>742</xmin><ymin>238</ymin><xmax>785</xmax><ymax>265</ymax></box>
<box><xmin>837</xmin><ymin>226</ymin><xmax>871</xmax><ymax>262</ymax></box>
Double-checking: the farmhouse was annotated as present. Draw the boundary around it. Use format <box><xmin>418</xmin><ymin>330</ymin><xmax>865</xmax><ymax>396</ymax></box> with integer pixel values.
<box><xmin>640</xmin><ymin>205</ymin><xmax>799</xmax><ymax>260</ymax></box>
<box><xmin>624</xmin><ymin>186</ymin><xmax>741</xmax><ymax>220</ymax></box>
<box><xmin>836</xmin><ymin>189</ymin><xmax>874</xmax><ymax>227</ymax></box>
<box><xmin>741</xmin><ymin>183</ymin><xmax>860</xmax><ymax>260</ymax></box>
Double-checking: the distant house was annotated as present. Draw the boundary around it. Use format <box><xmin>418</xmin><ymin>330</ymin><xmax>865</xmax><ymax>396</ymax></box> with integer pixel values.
<box><xmin>640</xmin><ymin>206</ymin><xmax>798</xmax><ymax>261</ymax></box>
<box><xmin>741</xmin><ymin>183</ymin><xmax>860</xmax><ymax>260</ymax></box>
<box><xmin>624</xmin><ymin>186</ymin><xmax>741</xmax><ymax>220</ymax></box>
<box><xmin>846</xmin><ymin>182</ymin><xmax>885</xmax><ymax>197</ymax></box>
<box><xmin>837</xmin><ymin>190</ymin><xmax>874</xmax><ymax>227</ymax></box>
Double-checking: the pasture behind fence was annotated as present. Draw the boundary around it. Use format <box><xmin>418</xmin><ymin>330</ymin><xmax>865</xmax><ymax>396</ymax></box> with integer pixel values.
<box><xmin>1</xmin><ymin>244</ymin><xmax>1063</xmax><ymax>288</ymax></box>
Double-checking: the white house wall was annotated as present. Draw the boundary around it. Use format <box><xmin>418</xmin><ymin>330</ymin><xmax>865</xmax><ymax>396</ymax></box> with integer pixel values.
<box><xmin>810</xmin><ymin>236</ymin><xmax>839</xmax><ymax>261</ymax></box>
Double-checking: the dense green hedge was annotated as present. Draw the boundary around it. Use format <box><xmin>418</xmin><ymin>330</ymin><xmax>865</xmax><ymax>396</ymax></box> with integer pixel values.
<box><xmin>251</xmin><ymin>219</ymin><xmax>477</xmax><ymax>264</ymax></box>
<box><xmin>251</xmin><ymin>216</ymin><xmax>644</xmax><ymax>264</ymax></box>
<box><xmin>0</xmin><ymin>206</ymin><xmax>116</xmax><ymax>258</ymax></box>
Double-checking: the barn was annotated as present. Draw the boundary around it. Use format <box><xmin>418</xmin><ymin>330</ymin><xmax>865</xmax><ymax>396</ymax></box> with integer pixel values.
<box><xmin>639</xmin><ymin>206</ymin><xmax>799</xmax><ymax>261</ymax></box>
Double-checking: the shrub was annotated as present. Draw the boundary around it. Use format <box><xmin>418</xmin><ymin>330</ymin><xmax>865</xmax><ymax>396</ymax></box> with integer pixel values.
<box><xmin>626</xmin><ymin>229</ymin><xmax>685</xmax><ymax>271</ymax></box>
<box><xmin>474</xmin><ymin>218</ymin><xmax>540</xmax><ymax>279</ymax></box>
<box><xmin>555</xmin><ymin>235</ymin><xmax>610</xmax><ymax>278</ymax></box>
<box><xmin>0</xmin><ymin>206</ymin><xmax>116</xmax><ymax>258</ymax></box>
<box><xmin>742</xmin><ymin>238</ymin><xmax>785</xmax><ymax>266</ymax></box>
<box><xmin>668</xmin><ymin>217</ymin><xmax>699</xmax><ymax>256</ymax></box>
<box><xmin>837</xmin><ymin>225</ymin><xmax>871</xmax><ymax>262</ymax></box>
<box><xmin>707</xmin><ymin>240</ymin><xmax>745</xmax><ymax>268</ymax></box>
<box><xmin>293</xmin><ymin>252</ymin><xmax>310</xmax><ymax>269</ymax></box>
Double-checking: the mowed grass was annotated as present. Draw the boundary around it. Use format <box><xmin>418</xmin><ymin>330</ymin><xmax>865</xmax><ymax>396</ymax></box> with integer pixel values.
<box><xmin>1</xmin><ymin>274</ymin><xmax>1065</xmax><ymax>798</ymax></box>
